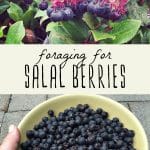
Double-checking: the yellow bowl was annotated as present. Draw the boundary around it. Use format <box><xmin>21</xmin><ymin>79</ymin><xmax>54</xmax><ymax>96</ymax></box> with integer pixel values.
<box><xmin>18</xmin><ymin>94</ymin><xmax>148</xmax><ymax>150</ymax></box>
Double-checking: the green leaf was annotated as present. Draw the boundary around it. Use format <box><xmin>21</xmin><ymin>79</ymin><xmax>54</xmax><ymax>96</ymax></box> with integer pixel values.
<box><xmin>141</xmin><ymin>29</ymin><xmax>150</xmax><ymax>43</ymax></box>
<box><xmin>0</xmin><ymin>29</ymin><xmax>3</xmax><ymax>38</ymax></box>
<box><xmin>7</xmin><ymin>2</ymin><xmax>23</xmax><ymax>22</ymax></box>
<box><xmin>23</xmin><ymin>7</ymin><xmax>36</xmax><ymax>27</ymax></box>
<box><xmin>60</xmin><ymin>19</ymin><xmax>89</xmax><ymax>42</ymax></box>
<box><xmin>6</xmin><ymin>21</ymin><xmax>25</xmax><ymax>44</ymax></box>
<box><xmin>34</xmin><ymin>0</ymin><xmax>41</xmax><ymax>3</ymax></box>
<box><xmin>108</xmin><ymin>19</ymin><xmax>141</xmax><ymax>44</ymax></box>
<box><xmin>34</xmin><ymin>9</ymin><xmax>49</xmax><ymax>25</ymax></box>
<box><xmin>127</xmin><ymin>0</ymin><xmax>150</xmax><ymax>26</ymax></box>
<box><xmin>0</xmin><ymin>0</ymin><xmax>9</xmax><ymax>15</ymax></box>
<box><xmin>83</xmin><ymin>12</ymin><xmax>99</xmax><ymax>30</ymax></box>
<box><xmin>49</xmin><ymin>26</ymin><xmax>75</xmax><ymax>44</ymax></box>
<box><xmin>91</xmin><ymin>30</ymin><xmax>115</xmax><ymax>41</ymax></box>
<box><xmin>34</xmin><ymin>9</ymin><xmax>47</xmax><ymax>18</ymax></box>
<box><xmin>34</xmin><ymin>0</ymin><xmax>51</xmax><ymax>6</ymax></box>
<box><xmin>40</xmin><ymin>16</ymin><xmax>49</xmax><ymax>25</ymax></box>
<box><xmin>0</xmin><ymin>26</ymin><xmax>6</xmax><ymax>38</ymax></box>
<box><xmin>131</xmin><ymin>30</ymin><xmax>143</xmax><ymax>44</ymax></box>
<box><xmin>46</xmin><ymin>22</ymin><xmax>60</xmax><ymax>32</ymax></box>
<box><xmin>47</xmin><ymin>19</ymin><xmax>89</xmax><ymax>43</ymax></box>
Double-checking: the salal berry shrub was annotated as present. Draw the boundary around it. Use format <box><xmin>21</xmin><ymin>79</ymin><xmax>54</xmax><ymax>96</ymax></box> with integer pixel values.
<box><xmin>1</xmin><ymin>0</ymin><xmax>148</xmax><ymax>44</ymax></box>
<box><xmin>26</xmin><ymin>0</ymin><xmax>128</xmax><ymax>22</ymax></box>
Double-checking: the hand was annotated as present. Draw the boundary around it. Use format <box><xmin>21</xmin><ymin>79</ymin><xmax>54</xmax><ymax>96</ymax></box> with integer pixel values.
<box><xmin>0</xmin><ymin>125</ymin><xmax>20</xmax><ymax>150</ymax></box>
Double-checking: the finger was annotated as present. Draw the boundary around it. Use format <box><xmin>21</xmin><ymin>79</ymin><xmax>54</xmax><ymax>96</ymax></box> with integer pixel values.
<box><xmin>0</xmin><ymin>125</ymin><xmax>20</xmax><ymax>150</ymax></box>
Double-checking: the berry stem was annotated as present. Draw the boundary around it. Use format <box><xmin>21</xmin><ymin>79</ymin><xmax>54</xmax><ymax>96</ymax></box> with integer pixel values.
<box><xmin>94</xmin><ymin>19</ymin><xmax>107</xmax><ymax>29</ymax></box>
<box><xmin>83</xmin><ymin>32</ymin><xmax>93</xmax><ymax>43</ymax></box>
<box><xmin>105</xmin><ymin>26</ymin><xmax>113</xmax><ymax>32</ymax></box>
<box><xmin>94</xmin><ymin>22</ymin><xmax>102</xmax><ymax>29</ymax></box>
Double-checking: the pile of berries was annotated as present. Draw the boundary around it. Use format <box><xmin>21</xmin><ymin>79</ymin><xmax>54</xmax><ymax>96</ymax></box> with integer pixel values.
<box><xmin>20</xmin><ymin>104</ymin><xmax>136</xmax><ymax>150</ymax></box>
<box><xmin>24</xmin><ymin>0</ymin><xmax>128</xmax><ymax>22</ymax></box>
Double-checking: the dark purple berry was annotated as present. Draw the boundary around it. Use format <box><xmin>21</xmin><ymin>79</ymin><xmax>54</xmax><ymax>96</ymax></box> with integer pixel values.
<box><xmin>63</xmin><ymin>7</ymin><xmax>74</xmax><ymax>20</ymax></box>
<box><xmin>109</xmin><ymin>11</ymin><xmax>121</xmax><ymax>21</ymax></box>
<box><xmin>24</xmin><ymin>0</ymin><xmax>33</xmax><ymax>4</ymax></box>
<box><xmin>20</xmin><ymin>141</ymin><xmax>31</xmax><ymax>149</ymax></box>
<box><xmin>78</xmin><ymin>0</ymin><xmax>88</xmax><ymax>13</ymax></box>
<box><xmin>48</xmin><ymin>109</ymin><xmax>54</xmax><ymax>116</ymax></box>
<box><xmin>72</xmin><ymin>5</ymin><xmax>84</xmax><ymax>18</ymax></box>
<box><xmin>39</xmin><ymin>1</ymin><xmax>48</xmax><ymax>10</ymax></box>
<box><xmin>87</xmin><ymin>0</ymin><xmax>99</xmax><ymax>14</ymax></box>
<box><xmin>96</xmin><ymin>4</ymin><xmax>111</xmax><ymax>18</ymax></box>
<box><xmin>47</xmin><ymin>7</ymin><xmax>54</xmax><ymax>17</ymax></box>
<box><xmin>26</xmin><ymin>130</ymin><xmax>34</xmax><ymax>139</ymax></box>
<box><xmin>50</xmin><ymin>10</ymin><xmax>65</xmax><ymax>22</ymax></box>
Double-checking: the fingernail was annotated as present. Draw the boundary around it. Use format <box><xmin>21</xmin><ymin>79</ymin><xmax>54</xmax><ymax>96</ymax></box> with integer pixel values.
<box><xmin>8</xmin><ymin>125</ymin><xmax>15</xmax><ymax>133</ymax></box>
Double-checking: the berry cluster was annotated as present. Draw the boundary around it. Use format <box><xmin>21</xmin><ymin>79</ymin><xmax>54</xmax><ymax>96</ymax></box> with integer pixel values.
<box><xmin>36</xmin><ymin>0</ymin><xmax>128</xmax><ymax>22</ymax></box>
<box><xmin>21</xmin><ymin>104</ymin><xmax>136</xmax><ymax>150</ymax></box>
<box><xmin>24</xmin><ymin>0</ymin><xmax>33</xmax><ymax>5</ymax></box>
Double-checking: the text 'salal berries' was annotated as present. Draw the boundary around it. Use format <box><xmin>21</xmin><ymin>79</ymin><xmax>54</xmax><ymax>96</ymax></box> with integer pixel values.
<box><xmin>39</xmin><ymin>0</ymin><xmax>48</xmax><ymax>10</ymax></box>
<box><xmin>24</xmin><ymin>0</ymin><xmax>33</xmax><ymax>4</ymax></box>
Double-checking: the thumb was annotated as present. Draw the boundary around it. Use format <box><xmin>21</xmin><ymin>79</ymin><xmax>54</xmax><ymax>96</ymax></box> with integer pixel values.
<box><xmin>0</xmin><ymin>125</ymin><xmax>20</xmax><ymax>150</ymax></box>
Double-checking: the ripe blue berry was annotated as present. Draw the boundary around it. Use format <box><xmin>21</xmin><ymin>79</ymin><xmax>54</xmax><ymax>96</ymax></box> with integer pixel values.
<box><xmin>48</xmin><ymin>109</ymin><xmax>54</xmax><ymax>116</ymax></box>
<box><xmin>78</xmin><ymin>136</ymin><xmax>86</xmax><ymax>145</ymax></box>
<box><xmin>109</xmin><ymin>11</ymin><xmax>121</xmax><ymax>21</ymax></box>
<box><xmin>24</xmin><ymin>0</ymin><xmax>33</xmax><ymax>4</ymax></box>
<box><xmin>38</xmin><ymin>0</ymin><xmax>127</xmax><ymax>22</ymax></box>
<box><xmin>47</xmin><ymin>7</ymin><xmax>54</xmax><ymax>17</ymax></box>
<box><xmin>63</xmin><ymin>7</ymin><xmax>74</xmax><ymax>20</ymax></box>
<box><xmin>26</xmin><ymin>130</ymin><xmax>34</xmax><ymax>139</ymax></box>
<box><xmin>96</xmin><ymin>5</ymin><xmax>110</xmax><ymax>18</ymax></box>
<box><xmin>50</xmin><ymin>9</ymin><xmax>65</xmax><ymax>22</ymax></box>
<box><xmin>87</xmin><ymin>0</ymin><xmax>99</xmax><ymax>14</ymax></box>
<box><xmin>78</xmin><ymin>0</ymin><xmax>88</xmax><ymax>13</ymax></box>
<box><xmin>39</xmin><ymin>1</ymin><xmax>48</xmax><ymax>10</ymax></box>
<box><xmin>20</xmin><ymin>141</ymin><xmax>31</xmax><ymax>149</ymax></box>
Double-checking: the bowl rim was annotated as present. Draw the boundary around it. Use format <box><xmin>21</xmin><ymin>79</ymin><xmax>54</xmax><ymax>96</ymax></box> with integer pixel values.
<box><xmin>18</xmin><ymin>94</ymin><xmax>149</xmax><ymax>149</ymax></box>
